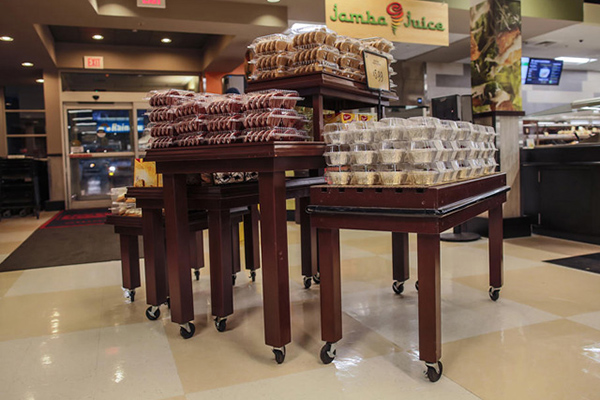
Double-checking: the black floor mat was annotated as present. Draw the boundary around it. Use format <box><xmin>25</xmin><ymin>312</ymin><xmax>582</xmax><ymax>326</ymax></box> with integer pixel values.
<box><xmin>545</xmin><ymin>253</ymin><xmax>600</xmax><ymax>274</ymax></box>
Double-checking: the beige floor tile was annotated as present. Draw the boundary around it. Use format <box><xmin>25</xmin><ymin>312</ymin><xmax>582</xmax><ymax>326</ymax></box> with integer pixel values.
<box><xmin>0</xmin><ymin>241</ymin><xmax>21</xmax><ymax>255</ymax></box>
<box><xmin>5</xmin><ymin>260</ymin><xmax>125</xmax><ymax>297</ymax></box>
<box><xmin>0</xmin><ymin>270</ymin><xmax>23</xmax><ymax>297</ymax></box>
<box><xmin>443</xmin><ymin>319</ymin><xmax>600</xmax><ymax>400</ymax></box>
<box><xmin>568</xmin><ymin>311</ymin><xmax>600</xmax><ymax>331</ymax></box>
<box><xmin>187</xmin><ymin>352</ymin><xmax>481</xmax><ymax>400</ymax></box>
<box><xmin>167</xmin><ymin>299</ymin><xmax>399</xmax><ymax>394</ymax></box>
<box><xmin>454</xmin><ymin>264</ymin><xmax>600</xmax><ymax>317</ymax></box>
<box><xmin>0</xmin><ymin>285</ymin><xmax>148</xmax><ymax>341</ymax></box>
<box><xmin>161</xmin><ymin>397</ymin><xmax>187</xmax><ymax>400</ymax></box>
<box><xmin>506</xmin><ymin>235</ymin><xmax>600</xmax><ymax>256</ymax></box>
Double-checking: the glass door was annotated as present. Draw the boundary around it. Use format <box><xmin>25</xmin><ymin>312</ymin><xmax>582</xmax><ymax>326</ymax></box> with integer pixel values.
<box><xmin>64</xmin><ymin>104</ymin><xmax>135</xmax><ymax>209</ymax></box>
<box><xmin>133</xmin><ymin>102</ymin><xmax>150</xmax><ymax>157</ymax></box>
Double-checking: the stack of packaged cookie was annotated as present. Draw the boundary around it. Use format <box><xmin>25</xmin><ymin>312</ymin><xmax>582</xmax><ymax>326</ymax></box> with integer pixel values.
<box><xmin>146</xmin><ymin>89</ymin><xmax>310</xmax><ymax>149</ymax></box>
<box><xmin>323</xmin><ymin>118</ymin><xmax>498</xmax><ymax>187</ymax></box>
<box><xmin>246</xmin><ymin>26</ymin><xmax>396</xmax><ymax>87</ymax></box>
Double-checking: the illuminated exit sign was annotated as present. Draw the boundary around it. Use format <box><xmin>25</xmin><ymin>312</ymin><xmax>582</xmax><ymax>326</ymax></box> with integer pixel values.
<box><xmin>84</xmin><ymin>56</ymin><xmax>104</xmax><ymax>69</ymax></box>
<box><xmin>137</xmin><ymin>0</ymin><xmax>166</xmax><ymax>8</ymax></box>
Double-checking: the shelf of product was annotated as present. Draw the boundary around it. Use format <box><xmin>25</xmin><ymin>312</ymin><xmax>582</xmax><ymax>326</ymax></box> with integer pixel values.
<box><xmin>110</xmin><ymin>187</ymin><xmax>141</xmax><ymax>216</ymax></box>
<box><xmin>144</xmin><ymin>89</ymin><xmax>308</xmax><ymax>149</ymax></box>
<box><xmin>323</xmin><ymin>118</ymin><xmax>498</xmax><ymax>187</ymax></box>
<box><xmin>246</xmin><ymin>26</ymin><xmax>396</xmax><ymax>88</ymax></box>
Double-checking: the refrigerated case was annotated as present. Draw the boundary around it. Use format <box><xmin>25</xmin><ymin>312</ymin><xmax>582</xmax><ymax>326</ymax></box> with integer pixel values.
<box><xmin>63</xmin><ymin>101</ymin><xmax>149</xmax><ymax>209</ymax></box>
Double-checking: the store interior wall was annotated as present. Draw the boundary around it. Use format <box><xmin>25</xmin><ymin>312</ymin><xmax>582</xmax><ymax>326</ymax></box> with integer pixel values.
<box><xmin>205</xmin><ymin>63</ymin><xmax>245</xmax><ymax>94</ymax></box>
<box><xmin>391</xmin><ymin>61</ymin><xmax>426</xmax><ymax>106</ymax></box>
<box><xmin>425</xmin><ymin>62</ymin><xmax>472</xmax><ymax>104</ymax></box>
<box><xmin>43</xmin><ymin>69</ymin><xmax>64</xmax><ymax>204</ymax></box>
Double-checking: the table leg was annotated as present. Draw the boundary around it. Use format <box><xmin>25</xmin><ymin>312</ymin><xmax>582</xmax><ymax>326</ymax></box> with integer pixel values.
<box><xmin>417</xmin><ymin>233</ymin><xmax>441</xmax><ymax>364</ymax></box>
<box><xmin>318</xmin><ymin>228</ymin><xmax>342</xmax><ymax>344</ymax></box>
<box><xmin>119</xmin><ymin>234</ymin><xmax>141</xmax><ymax>293</ymax></box>
<box><xmin>142</xmin><ymin>209</ymin><xmax>167</xmax><ymax>306</ymax></box>
<box><xmin>189</xmin><ymin>230</ymin><xmax>204</xmax><ymax>281</ymax></box>
<box><xmin>392</xmin><ymin>232</ymin><xmax>409</xmax><ymax>283</ymax></box>
<box><xmin>298</xmin><ymin>196</ymin><xmax>318</xmax><ymax>279</ymax></box>
<box><xmin>258</xmin><ymin>171</ymin><xmax>291</xmax><ymax>350</ymax></box>
<box><xmin>312</xmin><ymin>94</ymin><xmax>324</xmax><ymax>142</ymax></box>
<box><xmin>243</xmin><ymin>205</ymin><xmax>260</xmax><ymax>274</ymax></box>
<box><xmin>489</xmin><ymin>204</ymin><xmax>504</xmax><ymax>291</ymax></box>
<box><xmin>163</xmin><ymin>174</ymin><xmax>194</xmax><ymax>326</ymax></box>
<box><xmin>232</xmin><ymin>220</ymin><xmax>241</xmax><ymax>275</ymax></box>
<box><xmin>208</xmin><ymin>209</ymin><xmax>234</xmax><ymax>321</ymax></box>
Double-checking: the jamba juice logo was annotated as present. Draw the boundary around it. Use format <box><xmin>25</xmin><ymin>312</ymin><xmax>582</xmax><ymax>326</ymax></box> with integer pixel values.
<box><xmin>386</xmin><ymin>3</ymin><xmax>404</xmax><ymax>34</ymax></box>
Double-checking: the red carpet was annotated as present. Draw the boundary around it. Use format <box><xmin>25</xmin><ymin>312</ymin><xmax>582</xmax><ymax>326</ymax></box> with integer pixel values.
<box><xmin>41</xmin><ymin>208</ymin><xmax>110</xmax><ymax>229</ymax></box>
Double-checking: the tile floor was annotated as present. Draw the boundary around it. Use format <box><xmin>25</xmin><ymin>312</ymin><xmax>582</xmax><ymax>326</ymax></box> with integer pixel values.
<box><xmin>1</xmin><ymin>212</ymin><xmax>600</xmax><ymax>399</ymax></box>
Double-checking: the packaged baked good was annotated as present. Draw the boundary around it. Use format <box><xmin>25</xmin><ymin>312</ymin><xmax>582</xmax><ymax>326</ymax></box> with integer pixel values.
<box><xmin>351</xmin><ymin>165</ymin><xmax>379</xmax><ymax>185</ymax></box>
<box><xmin>338</xmin><ymin>53</ymin><xmax>362</xmax><ymax>69</ymax></box>
<box><xmin>242</xmin><ymin>127</ymin><xmax>309</xmax><ymax>142</ymax></box>
<box><xmin>334</xmin><ymin>36</ymin><xmax>362</xmax><ymax>55</ymax></box>
<box><xmin>292</xmin><ymin>45</ymin><xmax>340</xmax><ymax>65</ymax></box>
<box><xmin>243</xmin><ymin>90</ymin><xmax>302</xmax><ymax>111</ymax></box>
<box><xmin>146</xmin><ymin>123</ymin><xmax>174</xmax><ymax>138</ymax></box>
<box><xmin>378</xmin><ymin>163</ymin><xmax>410</xmax><ymax>186</ymax></box>
<box><xmin>292</xmin><ymin>60</ymin><xmax>339</xmax><ymax>75</ymax></box>
<box><xmin>149</xmin><ymin>136</ymin><xmax>174</xmax><ymax>149</ymax></box>
<box><xmin>174</xmin><ymin>132</ymin><xmax>207</xmax><ymax>147</ymax></box>
<box><xmin>404</xmin><ymin>140</ymin><xmax>444</xmax><ymax>164</ymax></box>
<box><xmin>360</xmin><ymin>37</ymin><xmax>395</xmax><ymax>53</ymax></box>
<box><xmin>377</xmin><ymin>140</ymin><xmax>408</xmax><ymax>164</ymax></box>
<box><xmin>250</xmin><ymin>34</ymin><xmax>293</xmax><ymax>55</ymax></box>
<box><xmin>407</xmin><ymin>117</ymin><xmax>439</xmax><ymax>140</ymax></box>
<box><xmin>242</xmin><ymin>108</ymin><xmax>305</xmax><ymax>129</ymax></box>
<box><xmin>408</xmin><ymin>163</ymin><xmax>442</xmax><ymax>186</ymax></box>
<box><xmin>292</xmin><ymin>27</ymin><xmax>336</xmax><ymax>49</ymax></box>
<box><xmin>173</xmin><ymin>115</ymin><xmax>207</xmax><ymax>135</ymax></box>
<box><xmin>325</xmin><ymin>166</ymin><xmax>352</xmax><ymax>185</ymax></box>
<box><xmin>377</xmin><ymin>118</ymin><xmax>410</xmax><ymax>141</ymax></box>
<box><xmin>147</xmin><ymin>89</ymin><xmax>195</xmax><ymax>107</ymax></box>
<box><xmin>324</xmin><ymin>144</ymin><xmax>352</xmax><ymax>166</ymax></box>
<box><xmin>148</xmin><ymin>107</ymin><xmax>176</xmax><ymax>123</ymax></box>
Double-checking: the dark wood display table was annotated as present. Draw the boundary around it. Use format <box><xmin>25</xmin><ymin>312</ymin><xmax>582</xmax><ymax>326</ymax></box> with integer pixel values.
<box><xmin>307</xmin><ymin>174</ymin><xmax>509</xmax><ymax>381</ymax></box>
<box><xmin>145</xmin><ymin>142</ymin><xmax>326</xmax><ymax>359</ymax></box>
<box><xmin>247</xmin><ymin>73</ymin><xmax>398</xmax><ymax>141</ymax></box>
<box><xmin>105</xmin><ymin>206</ymin><xmax>250</xmax><ymax>309</ymax></box>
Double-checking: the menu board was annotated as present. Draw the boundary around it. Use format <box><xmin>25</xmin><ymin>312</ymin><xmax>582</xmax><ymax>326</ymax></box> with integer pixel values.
<box><xmin>525</xmin><ymin>58</ymin><xmax>563</xmax><ymax>85</ymax></box>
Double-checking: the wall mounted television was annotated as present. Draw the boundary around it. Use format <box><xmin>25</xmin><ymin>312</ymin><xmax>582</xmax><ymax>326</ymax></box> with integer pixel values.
<box><xmin>525</xmin><ymin>58</ymin><xmax>563</xmax><ymax>85</ymax></box>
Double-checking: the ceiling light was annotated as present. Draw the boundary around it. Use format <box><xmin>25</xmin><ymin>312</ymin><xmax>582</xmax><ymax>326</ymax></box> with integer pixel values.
<box><xmin>36</xmin><ymin>79</ymin><xmax>44</xmax><ymax>83</ymax></box>
<box><xmin>92</xmin><ymin>34</ymin><xmax>104</xmax><ymax>40</ymax></box>
<box><xmin>161</xmin><ymin>38</ymin><xmax>172</xmax><ymax>43</ymax></box>
<box><xmin>555</xmin><ymin>56</ymin><xmax>597</xmax><ymax>65</ymax></box>
<box><xmin>22</xmin><ymin>62</ymin><xmax>34</xmax><ymax>67</ymax></box>
<box><xmin>0</xmin><ymin>36</ymin><xmax>14</xmax><ymax>42</ymax></box>
<box><xmin>267</xmin><ymin>0</ymin><xmax>280</xmax><ymax>2</ymax></box>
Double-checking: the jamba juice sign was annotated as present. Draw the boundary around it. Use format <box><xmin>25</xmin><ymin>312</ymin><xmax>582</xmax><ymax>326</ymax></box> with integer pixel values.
<box><xmin>326</xmin><ymin>0</ymin><xmax>449</xmax><ymax>46</ymax></box>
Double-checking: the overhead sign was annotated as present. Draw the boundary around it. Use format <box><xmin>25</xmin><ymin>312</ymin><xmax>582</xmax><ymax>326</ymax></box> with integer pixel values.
<box><xmin>325</xmin><ymin>0</ymin><xmax>449</xmax><ymax>46</ymax></box>
<box><xmin>363</xmin><ymin>51</ymin><xmax>390</xmax><ymax>91</ymax></box>
<box><xmin>137</xmin><ymin>0</ymin><xmax>166</xmax><ymax>8</ymax></box>
<box><xmin>83</xmin><ymin>56</ymin><xmax>104</xmax><ymax>70</ymax></box>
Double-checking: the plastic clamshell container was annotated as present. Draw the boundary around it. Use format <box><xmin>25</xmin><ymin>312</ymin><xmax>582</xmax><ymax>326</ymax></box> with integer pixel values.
<box><xmin>440</xmin><ymin>141</ymin><xmax>459</xmax><ymax>162</ymax></box>
<box><xmin>456</xmin><ymin>121</ymin><xmax>478</xmax><ymax>141</ymax></box>
<box><xmin>405</xmin><ymin>140</ymin><xmax>443</xmax><ymax>164</ymax></box>
<box><xmin>407</xmin><ymin>117</ymin><xmax>438</xmax><ymax>140</ymax></box>
<box><xmin>457</xmin><ymin>141</ymin><xmax>477</xmax><ymax>159</ymax></box>
<box><xmin>324</xmin><ymin>144</ymin><xmax>351</xmax><ymax>166</ymax></box>
<box><xmin>408</xmin><ymin>164</ymin><xmax>441</xmax><ymax>186</ymax></box>
<box><xmin>323</xmin><ymin>130</ymin><xmax>353</xmax><ymax>145</ymax></box>
<box><xmin>351</xmin><ymin>143</ymin><xmax>378</xmax><ymax>165</ymax></box>
<box><xmin>437</xmin><ymin>120</ymin><xmax>459</xmax><ymax>141</ymax></box>
<box><xmin>442</xmin><ymin>161</ymin><xmax>460</xmax><ymax>183</ymax></box>
<box><xmin>482</xmin><ymin>157</ymin><xmax>498</xmax><ymax>174</ymax></box>
<box><xmin>351</xmin><ymin>165</ymin><xmax>379</xmax><ymax>185</ymax></box>
<box><xmin>378</xmin><ymin>164</ymin><xmax>410</xmax><ymax>186</ymax></box>
<box><xmin>325</xmin><ymin>170</ymin><xmax>352</xmax><ymax>185</ymax></box>
<box><xmin>482</xmin><ymin>126</ymin><xmax>497</xmax><ymax>143</ymax></box>
<box><xmin>377</xmin><ymin>140</ymin><xmax>408</xmax><ymax>164</ymax></box>
<box><xmin>377</xmin><ymin>118</ymin><xmax>409</xmax><ymax>141</ymax></box>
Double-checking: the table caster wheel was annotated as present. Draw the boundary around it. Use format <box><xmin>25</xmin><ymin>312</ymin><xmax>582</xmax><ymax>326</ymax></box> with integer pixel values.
<box><xmin>250</xmin><ymin>270</ymin><xmax>256</xmax><ymax>282</ymax></box>
<box><xmin>425</xmin><ymin>361</ymin><xmax>443</xmax><ymax>382</ymax></box>
<box><xmin>127</xmin><ymin>289</ymin><xmax>136</xmax><ymax>302</ymax></box>
<box><xmin>415</xmin><ymin>281</ymin><xmax>419</xmax><ymax>291</ymax></box>
<box><xmin>272</xmin><ymin>346</ymin><xmax>286</xmax><ymax>364</ymax></box>
<box><xmin>313</xmin><ymin>272</ymin><xmax>320</xmax><ymax>285</ymax></box>
<box><xmin>194</xmin><ymin>269</ymin><xmax>200</xmax><ymax>281</ymax></box>
<box><xmin>179</xmin><ymin>322</ymin><xmax>195</xmax><ymax>339</ymax></box>
<box><xmin>320</xmin><ymin>342</ymin><xmax>337</xmax><ymax>364</ymax></box>
<box><xmin>489</xmin><ymin>287</ymin><xmax>500</xmax><ymax>301</ymax></box>
<box><xmin>145</xmin><ymin>306</ymin><xmax>160</xmax><ymax>321</ymax></box>
<box><xmin>232</xmin><ymin>274</ymin><xmax>237</xmax><ymax>286</ymax></box>
<box><xmin>303</xmin><ymin>276</ymin><xmax>312</xmax><ymax>289</ymax></box>
<box><xmin>214</xmin><ymin>317</ymin><xmax>227</xmax><ymax>332</ymax></box>
<box><xmin>392</xmin><ymin>281</ymin><xmax>405</xmax><ymax>295</ymax></box>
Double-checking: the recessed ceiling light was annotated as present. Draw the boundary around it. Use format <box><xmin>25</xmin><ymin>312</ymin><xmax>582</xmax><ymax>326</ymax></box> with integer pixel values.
<box><xmin>161</xmin><ymin>38</ymin><xmax>172</xmax><ymax>43</ymax></box>
<box><xmin>92</xmin><ymin>34</ymin><xmax>104</xmax><ymax>40</ymax></box>
<box><xmin>267</xmin><ymin>0</ymin><xmax>280</xmax><ymax>2</ymax></box>
<box><xmin>0</xmin><ymin>36</ymin><xmax>14</xmax><ymax>42</ymax></box>
<box><xmin>22</xmin><ymin>62</ymin><xmax>34</xmax><ymax>67</ymax></box>
<box><xmin>555</xmin><ymin>56</ymin><xmax>597</xmax><ymax>64</ymax></box>
<box><xmin>36</xmin><ymin>79</ymin><xmax>44</xmax><ymax>83</ymax></box>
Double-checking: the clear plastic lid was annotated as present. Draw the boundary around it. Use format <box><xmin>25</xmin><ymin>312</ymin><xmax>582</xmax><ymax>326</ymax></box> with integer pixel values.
<box><xmin>146</xmin><ymin>122</ymin><xmax>174</xmax><ymax>138</ymax></box>
<box><xmin>408</xmin><ymin>163</ymin><xmax>442</xmax><ymax>186</ymax></box>
<box><xmin>457</xmin><ymin>141</ymin><xmax>478</xmax><ymax>159</ymax></box>
<box><xmin>147</xmin><ymin>89</ymin><xmax>196</xmax><ymax>107</ymax></box>
<box><xmin>324</xmin><ymin>149</ymin><xmax>352</xmax><ymax>166</ymax></box>
<box><xmin>455</xmin><ymin>121</ymin><xmax>477</xmax><ymax>141</ymax></box>
<box><xmin>244</xmin><ymin>90</ymin><xmax>302</xmax><ymax>111</ymax></box>
<box><xmin>250</xmin><ymin>34</ymin><xmax>293</xmax><ymax>55</ymax></box>
<box><xmin>205</xmin><ymin>114</ymin><xmax>244</xmax><ymax>132</ymax></box>
<box><xmin>377</xmin><ymin>118</ymin><xmax>410</xmax><ymax>141</ymax></box>
<box><xmin>407</xmin><ymin>117</ymin><xmax>438</xmax><ymax>140</ymax></box>
<box><xmin>334</xmin><ymin>36</ymin><xmax>362</xmax><ymax>54</ymax></box>
<box><xmin>325</xmin><ymin>168</ymin><xmax>352</xmax><ymax>185</ymax></box>
<box><xmin>350</xmin><ymin>165</ymin><xmax>379</xmax><ymax>185</ymax></box>
<box><xmin>242</xmin><ymin>127</ymin><xmax>309</xmax><ymax>143</ymax></box>
<box><xmin>148</xmin><ymin>107</ymin><xmax>176</xmax><ymax>123</ymax></box>
<box><xmin>404</xmin><ymin>140</ymin><xmax>444</xmax><ymax>164</ymax></box>
<box><xmin>437</xmin><ymin>120</ymin><xmax>459</xmax><ymax>141</ymax></box>
<box><xmin>360</xmin><ymin>37</ymin><xmax>395</xmax><ymax>53</ymax></box>
<box><xmin>440</xmin><ymin>141</ymin><xmax>459</xmax><ymax>161</ymax></box>
<box><xmin>242</xmin><ymin>108</ymin><xmax>305</xmax><ymax>130</ymax></box>
<box><xmin>323</xmin><ymin>130</ymin><xmax>353</xmax><ymax>145</ymax></box>
<box><xmin>292</xmin><ymin>27</ymin><xmax>337</xmax><ymax>49</ymax></box>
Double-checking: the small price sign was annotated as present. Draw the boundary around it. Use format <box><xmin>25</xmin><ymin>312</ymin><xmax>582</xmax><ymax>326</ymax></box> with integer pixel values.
<box><xmin>363</xmin><ymin>50</ymin><xmax>390</xmax><ymax>92</ymax></box>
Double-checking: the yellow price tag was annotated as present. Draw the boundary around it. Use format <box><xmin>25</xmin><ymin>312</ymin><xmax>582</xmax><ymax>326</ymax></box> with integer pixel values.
<box><xmin>363</xmin><ymin>51</ymin><xmax>390</xmax><ymax>92</ymax></box>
